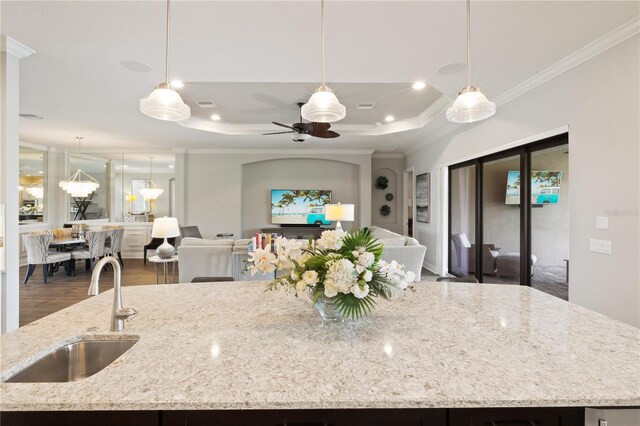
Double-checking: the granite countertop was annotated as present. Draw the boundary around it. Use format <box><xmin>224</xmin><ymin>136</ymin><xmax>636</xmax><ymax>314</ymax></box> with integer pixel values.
<box><xmin>1</xmin><ymin>282</ymin><xmax>639</xmax><ymax>411</ymax></box>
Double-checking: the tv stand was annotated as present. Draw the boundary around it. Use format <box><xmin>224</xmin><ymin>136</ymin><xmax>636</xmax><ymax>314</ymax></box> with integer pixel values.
<box><xmin>262</xmin><ymin>227</ymin><xmax>332</xmax><ymax>240</ymax></box>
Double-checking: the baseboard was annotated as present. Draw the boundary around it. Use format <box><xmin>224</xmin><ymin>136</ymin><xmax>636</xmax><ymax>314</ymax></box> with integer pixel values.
<box><xmin>423</xmin><ymin>260</ymin><xmax>436</xmax><ymax>274</ymax></box>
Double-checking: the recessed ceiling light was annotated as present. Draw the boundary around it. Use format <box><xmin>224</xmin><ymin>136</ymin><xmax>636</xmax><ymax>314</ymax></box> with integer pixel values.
<box><xmin>169</xmin><ymin>165</ymin><xmax>174</xmax><ymax>168</ymax></box>
<box><xmin>123</xmin><ymin>165</ymin><xmax>129</xmax><ymax>168</ymax></box>
<box><xmin>210</xmin><ymin>114</ymin><xmax>221</xmax><ymax>121</ymax></box>
<box><xmin>384</xmin><ymin>115</ymin><xmax>395</xmax><ymax>122</ymax></box>
<box><xmin>38</xmin><ymin>170</ymin><xmax>43</xmax><ymax>174</ymax></box>
<box><xmin>170</xmin><ymin>80</ymin><xmax>184</xmax><ymax>89</ymax></box>
<box><xmin>120</xmin><ymin>60</ymin><xmax>152</xmax><ymax>73</ymax></box>
<box><xmin>438</xmin><ymin>63</ymin><xmax>466</xmax><ymax>75</ymax></box>
<box><xmin>375</xmin><ymin>121</ymin><xmax>382</xmax><ymax>126</ymax></box>
<box><xmin>412</xmin><ymin>81</ymin><xmax>426</xmax><ymax>90</ymax></box>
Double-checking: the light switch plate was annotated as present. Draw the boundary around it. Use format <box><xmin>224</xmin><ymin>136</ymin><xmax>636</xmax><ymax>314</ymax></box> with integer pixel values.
<box><xmin>596</xmin><ymin>216</ymin><xmax>609</xmax><ymax>230</ymax></box>
<box><xmin>590</xmin><ymin>238</ymin><xmax>612</xmax><ymax>254</ymax></box>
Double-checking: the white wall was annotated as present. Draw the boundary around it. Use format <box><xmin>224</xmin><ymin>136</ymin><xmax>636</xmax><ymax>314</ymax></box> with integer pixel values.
<box><xmin>405</xmin><ymin>36</ymin><xmax>639</xmax><ymax>327</ymax></box>
<box><xmin>372</xmin><ymin>156</ymin><xmax>404</xmax><ymax>234</ymax></box>
<box><xmin>182</xmin><ymin>151</ymin><xmax>372</xmax><ymax>240</ymax></box>
<box><xmin>242</xmin><ymin>158</ymin><xmax>359</xmax><ymax>237</ymax></box>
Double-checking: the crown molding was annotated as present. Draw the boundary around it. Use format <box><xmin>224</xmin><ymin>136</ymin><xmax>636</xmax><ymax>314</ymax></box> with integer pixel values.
<box><xmin>404</xmin><ymin>15</ymin><xmax>639</xmax><ymax>155</ymax></box>
<box><xmin>19</xmin><ymin>141</ymin><xmax>49</xmax><ymax>151</ymax></box>
<box><xmin>372</xmin><ymin>153</ymin><xmax>405</xmax><ymax>159</ymax></box>
<box><xmin>183</xmin><ymin>148</ymin><xmax>375</xmax><ymax>155</ymax></box>
<box><xmin>0</xmin><ymin>36</ymin><xmax>36</xmax><ymax>59</ymax></box>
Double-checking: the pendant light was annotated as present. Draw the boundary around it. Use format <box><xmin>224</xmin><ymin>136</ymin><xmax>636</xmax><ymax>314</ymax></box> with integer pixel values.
<box><xmin>139</xmin><ymin>157</ymin><xmax>164</xmax><ymax>200</ymax></box>
<box><xmin>59</xmin><ymin>137</ymin><xmax>100</xmax><ymax>198</ymax></box>
<box><xmin>301</xmin><ymin>0</ymin><xmax>346</xmax><ymax>123</ymax></box>
<box><xmin>140</xmin><ymin>0</ymin><xmax>190</xmax><ymax>121</ymax></box>
<box><xmin>446</xmin><ymin>0</ymin><xmax>496</xmax><ymax>123</ymax></box>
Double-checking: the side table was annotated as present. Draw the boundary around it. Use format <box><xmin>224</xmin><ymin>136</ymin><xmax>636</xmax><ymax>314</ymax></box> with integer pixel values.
<box><xmin>149</xmin><ymin>255</ymin><xmax>179</xmax><ymax>284</ymax></box>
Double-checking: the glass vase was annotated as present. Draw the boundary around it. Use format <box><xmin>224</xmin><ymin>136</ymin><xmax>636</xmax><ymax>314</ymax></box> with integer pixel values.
<box><xmin>314</xmin><ymin>294</ymin><xmax>344</xmax><ymax>323</ymax></box>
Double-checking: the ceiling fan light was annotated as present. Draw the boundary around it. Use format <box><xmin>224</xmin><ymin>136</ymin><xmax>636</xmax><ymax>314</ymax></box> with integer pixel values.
<box><xmin>301</xmin><ymin>86</ymin><xmax>346</xmax><ymax>123</ymax></box>
<box><xmin>140</xmin><ymin>84</ymin><xmax>191</xmax><ymax>121</ymax></box>
<box><xmin>446</xmin><ymin>86</ymin><xmax>496</xmax><ymax>123</ymax></box>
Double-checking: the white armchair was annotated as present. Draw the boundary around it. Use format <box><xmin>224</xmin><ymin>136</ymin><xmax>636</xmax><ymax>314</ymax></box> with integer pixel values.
<box><xmin>178</xmin><ymin>238</ymin><xmax>234</xmax><ymax>283</ymax></box>
<box><xmin>368</xmin><ymin>226</ymin><xmax>427</xmax><ymax>281</ymax></box>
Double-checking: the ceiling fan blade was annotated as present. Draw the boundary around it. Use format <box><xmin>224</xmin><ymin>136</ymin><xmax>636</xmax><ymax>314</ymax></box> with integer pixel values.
<box><xmin>263</xmin><ymin>131</ymin><xmax>296</xmax><ymax>136</ymax></box>
<box><xmin>311</xmin><ymin>130</ymin><xmax>340</xmax><ymax>139</ymax></box>
<box><xmin>272</xmin><ymin>121</ymin><xmax>296</xmax><ymax>130</ymax></box>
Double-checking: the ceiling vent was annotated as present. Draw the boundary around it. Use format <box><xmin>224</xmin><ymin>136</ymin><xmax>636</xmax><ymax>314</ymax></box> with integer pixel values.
<box><xmin>195</xmin><ymin>100</ymin><xmax>218</xmax><ymax>108</ymax></box>
<box><xmin>376</xmin><ymin>148</ymin><xmax>396</xmax><ymax>153</ymax></box>
<box><xmin>356</xmin><ymin>103</ymin><xmax>375</xmax><ymax>110</ymax></box>
<box><xmin>19</xmin><ymin>113</ymin><xmax>44</xmax><ymax>120</ymax></box>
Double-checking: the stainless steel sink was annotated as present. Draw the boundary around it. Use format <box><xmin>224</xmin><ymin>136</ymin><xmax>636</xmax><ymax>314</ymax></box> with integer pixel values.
<box><xmin>3</xmin><ymin>336</ymin><xmax>139</xmax><ymax>383</ymax></box>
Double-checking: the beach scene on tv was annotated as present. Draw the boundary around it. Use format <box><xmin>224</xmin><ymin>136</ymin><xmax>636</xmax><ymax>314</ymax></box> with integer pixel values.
<box><xmin>271</xmin><ymin>189</ymin><xmax>332</xmax><ymax>225</ymax></box>
<box><xmin>506</xmin><ymin>171</ymin><xmax>563</xmax><ymax>205</ymax></box>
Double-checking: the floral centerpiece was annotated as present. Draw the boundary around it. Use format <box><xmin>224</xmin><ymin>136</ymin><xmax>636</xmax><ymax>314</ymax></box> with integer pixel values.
<box><xmin>247</xmin><ymin>229</ymin><xmax>415</xmax><ymax>320</ymax></box>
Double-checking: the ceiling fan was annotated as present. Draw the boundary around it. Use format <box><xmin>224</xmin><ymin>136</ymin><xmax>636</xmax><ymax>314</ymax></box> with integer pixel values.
<box><xmin>263</xmin><ymin>102</ymin><xmax>340</xmax><ymax>142</ymax></box>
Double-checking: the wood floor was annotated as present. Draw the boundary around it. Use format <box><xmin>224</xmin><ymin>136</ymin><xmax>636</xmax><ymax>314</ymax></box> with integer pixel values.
<box><xmin>18</xmin><ymin>262</ymin><xmax>565</xmax><ymax>327</ymax></box>
<box><xmin>19</xmin><ymin>259</ymin><xmax>174</xmax><ymax>327</ymax></box>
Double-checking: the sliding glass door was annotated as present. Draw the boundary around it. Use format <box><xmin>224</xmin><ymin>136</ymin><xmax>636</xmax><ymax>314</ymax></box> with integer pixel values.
<box><xmin>482</xmin><ymin>154</ymin><xmax>521</xmax><ymax>284</ymax></box>
<box><xmin>449</xmin><ymin>164</ymin><xmax>476</xmax><ymax>278</ymax></box>
<box><xmin>448</xmin><ymin>133</ymin><xmax>569</xmax><ymax>297</ymax></box>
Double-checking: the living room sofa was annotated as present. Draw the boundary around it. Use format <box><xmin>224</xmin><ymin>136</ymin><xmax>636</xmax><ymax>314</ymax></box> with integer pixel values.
<box><xmin>368</xmin><ymin>226</ymin><xmax>427</xmax><ymax>281</ymax></box>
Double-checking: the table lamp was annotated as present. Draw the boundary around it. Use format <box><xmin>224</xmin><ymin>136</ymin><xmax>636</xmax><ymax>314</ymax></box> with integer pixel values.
<box><xmin>325</xmin><ymin>203</ymin><xmax>355</xmax><ymax>232</ymax></box>
<box><xmin>152</xmin><ymin>217</ymin><xmax>180</xmax><ymax>259</ymax></box>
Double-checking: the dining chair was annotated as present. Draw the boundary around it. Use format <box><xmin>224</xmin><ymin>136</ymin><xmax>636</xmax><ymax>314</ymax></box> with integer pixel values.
<box><xmin>22</xmin><ymin>234</ymin><xmax>72</xmax><ymax>284</ymax></box>
<box><xmin>70</xmin><ymin>230</ymin><xmax>107</xmax><ymax>274</ymax></box>
<box><xmin>103</xmin><ymin>226</ymin><xmax>125</xmax><ymax>267</ymax></box>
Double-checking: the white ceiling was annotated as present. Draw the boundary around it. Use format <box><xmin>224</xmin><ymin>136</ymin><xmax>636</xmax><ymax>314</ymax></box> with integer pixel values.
<box><xmin>2</xmin><ymin>1</ymin><xmax>638</xmax><ymax>153</ymax></box>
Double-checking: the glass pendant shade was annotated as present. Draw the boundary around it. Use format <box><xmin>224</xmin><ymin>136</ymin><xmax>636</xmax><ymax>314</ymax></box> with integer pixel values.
<box><xmin>446</xmin><ymin>86</ymin><xmax>496</xmax><ymax>123</ymax></box>
<box><xmin>140</xmin><ymin>83</ymin><xmax>190</xmax><ymax>122</ymax></box>
<box><xmin>301</xmin><ymin>85</ymin><xmax>346</xmax><ymax>123</ymax></box>
<box><xmin>59</xmin><ymin>169</ymin><xmax>100</xmax><ymax>198</ymax></box>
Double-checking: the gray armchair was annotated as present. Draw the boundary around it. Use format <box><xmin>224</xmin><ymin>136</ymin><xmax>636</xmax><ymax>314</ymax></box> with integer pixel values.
<box><xmin>468</xmin><ymin>244</ymin><xmax>500</xmax><ymax>275</ymax></box>
<box><xmin>22</xmin><ymin>234</ymin><xmax>71</xmax><ymax>284</ymax></box>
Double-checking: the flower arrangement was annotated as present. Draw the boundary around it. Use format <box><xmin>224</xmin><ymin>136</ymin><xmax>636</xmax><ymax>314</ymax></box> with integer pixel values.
<box><xmin>247</xmin><ymin>229</ymin><xmax>415</xmax><ymax>320</ymax></box>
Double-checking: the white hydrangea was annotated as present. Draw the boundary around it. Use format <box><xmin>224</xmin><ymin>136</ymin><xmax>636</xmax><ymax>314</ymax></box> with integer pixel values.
<box><xmin>324</xmin><ymin>258</ymin><xmax>357</xmax><ymax>297</ymax></box>
<box><xmin>357</xmin><ymin>252</ymin><xmax>375</xmax><ymax>268</ymax></box>
<box><xmin>248</xmin><ymin>248</ymin><xmax>277</xmax><ymax>276</ymax></box>
<box><xmin>316</xmin><ymin>229</ymin><xmax>347</xmax><ymax>251</ymax></box>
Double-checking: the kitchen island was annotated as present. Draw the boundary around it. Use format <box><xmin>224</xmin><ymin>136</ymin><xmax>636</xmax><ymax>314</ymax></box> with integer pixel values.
<box><xmin>1</xmin><ymin>282</ymin><xmax>638</xmax><ymax>425</ymax></box>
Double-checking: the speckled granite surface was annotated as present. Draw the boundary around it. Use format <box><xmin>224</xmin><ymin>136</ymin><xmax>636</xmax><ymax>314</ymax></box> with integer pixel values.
<box><xmin>1</xmin><ymin>282</ymin><xmax>638</xmax><ymax>411</ymax></box>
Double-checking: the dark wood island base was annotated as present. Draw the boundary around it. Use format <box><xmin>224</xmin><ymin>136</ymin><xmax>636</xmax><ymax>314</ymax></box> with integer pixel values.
<box><xmin>1</xmin><ymin>406</ymin><xmax>587</xmax><ymax>426</ymax></box>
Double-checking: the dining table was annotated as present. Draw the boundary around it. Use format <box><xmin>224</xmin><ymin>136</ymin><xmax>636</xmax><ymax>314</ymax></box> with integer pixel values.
<box><xmin>48</xmin><ymin>238</ymin><xmax>86</xmax><ymax>275</ymax></box>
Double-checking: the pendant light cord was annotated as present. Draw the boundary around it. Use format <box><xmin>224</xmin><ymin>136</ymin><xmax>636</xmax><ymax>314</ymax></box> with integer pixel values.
<box><xmin>320</xmin><ymin>0</ymin><xmax>325</xmax><ymax>86</ymax></box>
<box><xmin>466</xmin><ymin>0</ymin><xmax>471</xmax><ymax>87</ymax></box>
<box><xmin>149</xmin><ymin>157</ymin><xmax>154</xmax><ymax>182</ymax></box>
<box><xmin>165</xmin><ymin>0</ymin><xmax>170</xmax><ymax>84</ymax></box>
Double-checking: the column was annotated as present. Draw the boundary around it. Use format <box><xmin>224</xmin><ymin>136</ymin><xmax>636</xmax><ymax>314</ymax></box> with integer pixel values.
<box><xmin>0</xmin><ymin>37</ymin><xmax>35</xmax><ymax>333</ymax></box>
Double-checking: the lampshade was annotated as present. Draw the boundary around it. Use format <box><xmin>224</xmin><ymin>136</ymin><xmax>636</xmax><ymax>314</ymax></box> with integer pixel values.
<box><xmin>140</xmin><ymin>84</ymin><xmax>191</xmax><ymax>122</ymax></box>
<box><xmin>325</xmin><ymin>203</ymin><xmax>355</xmax><ymax>222</ymax></box>
<box><xmin>301</xmin><ymin>85</ymin><xmax>346</xmax><ymax>123</ymax></box>
<box><xmin>446</xmin><ymin>86</ymin><xmax>496</xmax><ymax>123</ymax></box>
<box><xmin>151</xmin><ymin>217</ymin><xmax>180</xmax><ymax>238</ymax></box>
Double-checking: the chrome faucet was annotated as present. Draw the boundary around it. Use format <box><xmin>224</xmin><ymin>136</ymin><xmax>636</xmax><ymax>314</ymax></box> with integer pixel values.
<box><xmin>89</xmin><ymin>257</ymin><xmax>137</xmax><ymax>332</ymax></box>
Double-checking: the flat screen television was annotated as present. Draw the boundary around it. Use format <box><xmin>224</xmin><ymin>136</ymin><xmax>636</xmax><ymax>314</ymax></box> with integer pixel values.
<box><xmin>505</xmin><ymin>171</ymin><xmax>562</xmax><ymax>205</ymax></box>
<box><xmin>271</xmin><ymin>189</ymin><xmax>332</xmax><ymax>225</ymax></box>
